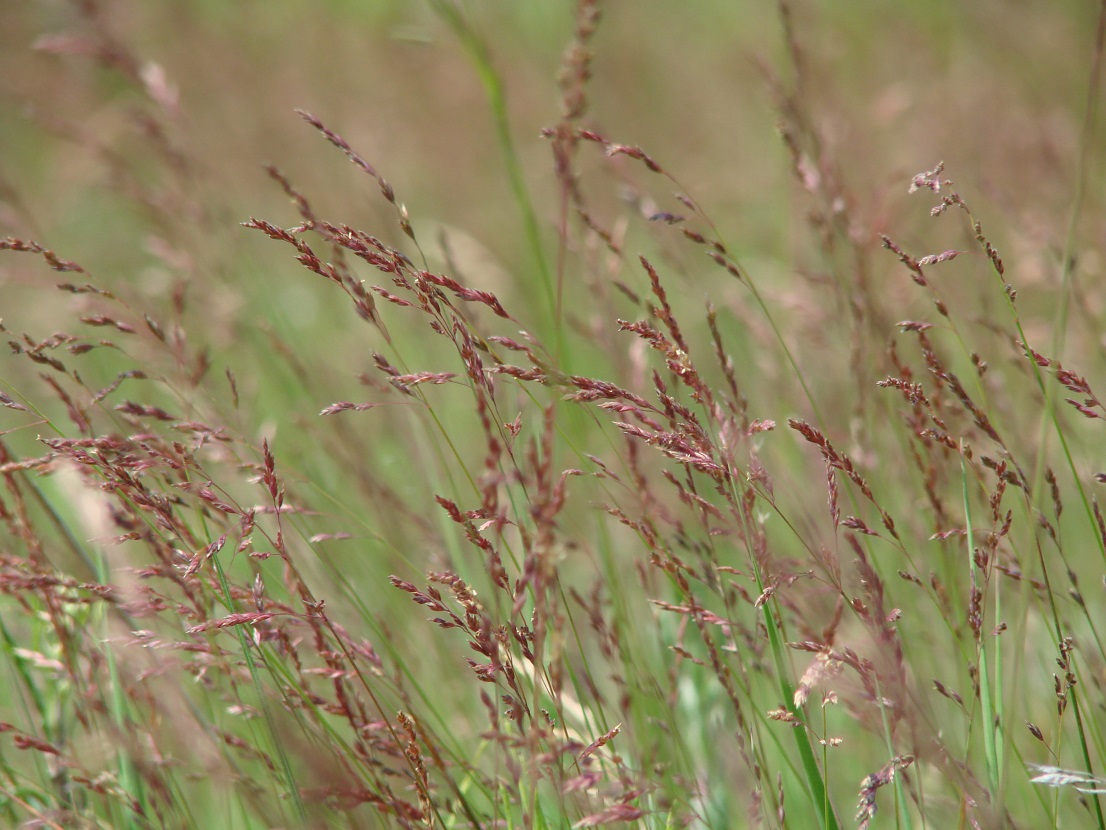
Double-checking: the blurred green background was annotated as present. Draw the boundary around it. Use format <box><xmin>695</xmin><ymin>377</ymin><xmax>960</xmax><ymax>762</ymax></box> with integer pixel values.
<box><xmin>3</xmin><ymin>0</ymin><xmax>1102</xmax><ymax>408</ymax></box>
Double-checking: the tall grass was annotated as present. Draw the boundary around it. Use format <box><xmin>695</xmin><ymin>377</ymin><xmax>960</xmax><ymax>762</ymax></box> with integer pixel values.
<box><xmin>2</xmin><ymin>1</ymin><xmax>1106</xmax><ymax>828</ymax></box>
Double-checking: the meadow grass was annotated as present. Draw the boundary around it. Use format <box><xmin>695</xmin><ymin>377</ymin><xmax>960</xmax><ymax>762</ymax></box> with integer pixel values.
<box><xmin>2</xmin><ymin>1</ymin><xmax>1106</xmax><ymax>828</ymax></box>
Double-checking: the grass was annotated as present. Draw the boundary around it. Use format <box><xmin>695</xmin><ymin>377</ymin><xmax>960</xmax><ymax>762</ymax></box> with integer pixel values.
<box><xmin>2</xmin><ymin>0</ymin><xmax>1106</xmax><ymax>827</ymax></box>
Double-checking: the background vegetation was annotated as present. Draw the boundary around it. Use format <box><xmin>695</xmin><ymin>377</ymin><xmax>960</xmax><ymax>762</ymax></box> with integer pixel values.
<box><xmin>2</xmin><ymin>1</ymin><xmax>1105</xmax><ymax>827</ymax></box>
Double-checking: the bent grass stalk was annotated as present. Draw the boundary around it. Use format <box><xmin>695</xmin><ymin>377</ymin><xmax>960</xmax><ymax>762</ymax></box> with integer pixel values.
<box><xmin>756</xmin><ymin>566</ymin><xmax>840</xmax><ymax>830</ymax></box>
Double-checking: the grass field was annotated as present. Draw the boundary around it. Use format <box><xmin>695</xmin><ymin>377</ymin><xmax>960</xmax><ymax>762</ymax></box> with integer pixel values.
<box><xmin>2</xmin><ymin>1</ymin><xmax>1106</xmax><ymax>828</ymax></box>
